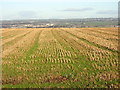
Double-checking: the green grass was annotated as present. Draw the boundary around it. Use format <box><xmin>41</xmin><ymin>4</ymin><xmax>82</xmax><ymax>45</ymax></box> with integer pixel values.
<box><xmin>63</xmin><ymin>30</ymin><xmax>119</xmax><ymax>53</ymax></box>
<box><xmin>25</xmin><ymin>31</ymin><xmax>41</xmax><ymax>61</ymax></box>
<box><xmin>2</xmin><ymin>29</ymin><xmax>119</xmax><ymax>88</ymax></box>
<box><xmin>3</xmin><ymin>31</ymin><xmax>31</xmax><ymax>49</ymax></box>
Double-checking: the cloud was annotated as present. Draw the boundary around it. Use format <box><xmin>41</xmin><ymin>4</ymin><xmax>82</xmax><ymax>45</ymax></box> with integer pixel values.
<box><xmin>18</xmin><ymin>11</ymin><xmax>38</xmax><ymax>19</ymax></box>
<box><xmin>61</xmin><ymin>8</ymin><xmax>94</xmax><ymax>12</ymax></box>
<box><xmin>96</xmin><ymin>10</ymin><xmax>117</xmax><ymax>14</ymax></box>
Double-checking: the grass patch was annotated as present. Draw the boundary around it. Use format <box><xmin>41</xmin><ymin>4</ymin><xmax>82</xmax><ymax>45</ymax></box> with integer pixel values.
<box><xmin>63</xmin><ymin>30</ymin><xmax>118</xmax><ymax>53</ymax></box>
<box><xmin>25</xmin><ymin>31</ymin><xmax>42</xmax><ymax>61</ymax></box>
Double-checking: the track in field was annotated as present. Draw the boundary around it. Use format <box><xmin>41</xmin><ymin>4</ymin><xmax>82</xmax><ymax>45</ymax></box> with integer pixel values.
<box><xmin>2</xmin><ymin>28</ymin><xmax>119</xmax><ymax>88</ymax></box>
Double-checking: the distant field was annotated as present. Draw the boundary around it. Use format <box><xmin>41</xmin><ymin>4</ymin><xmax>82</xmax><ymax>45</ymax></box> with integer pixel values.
<box><xmin>2</xmin><ymin>28</ymin><xmax>119</xmax><ymax>88</ymax></box>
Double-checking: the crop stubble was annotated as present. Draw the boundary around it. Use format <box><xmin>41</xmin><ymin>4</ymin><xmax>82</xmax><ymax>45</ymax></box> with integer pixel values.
<box><xmin>2</xmin><ymin>28</ymin><xmax>119</xmax><ymax>88</ymax></box>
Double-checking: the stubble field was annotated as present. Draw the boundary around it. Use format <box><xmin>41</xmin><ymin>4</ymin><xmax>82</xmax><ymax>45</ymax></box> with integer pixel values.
<box><xmin>1</xmin><ymin>28</ymin><xmax>119</xmax><ymax>88</ymax></box>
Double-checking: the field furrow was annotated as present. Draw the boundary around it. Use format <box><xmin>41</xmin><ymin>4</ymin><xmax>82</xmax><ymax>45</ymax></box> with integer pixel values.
<box><xmin>75</xmin><ymin>28</ymin><xmax>118</xmax><ymax>41</ymax></box>
<box><xmin>86</xmin><ymin>28</ymin><xmax>118</xmax><ymax>36</ymax></box>
<box><xmin>2</xmin><ymin>28</ymin><xmax>119</xmax><ymax>88</ymax></box>
<box><xmin>2</xmin><ymin>30</ymin><xmax>26</xmax><ymax>40</ymax></box>
<box><xmin>62</xmin><ymin>28</ymin><xmax>118</xmax><ymax>52</ymax></box>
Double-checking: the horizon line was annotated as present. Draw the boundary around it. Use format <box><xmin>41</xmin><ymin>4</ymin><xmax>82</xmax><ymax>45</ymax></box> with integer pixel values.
<box><xmin>0</xmin><ymin>17</ymin><xmax>118</xmax><ymax>21</ymax></box>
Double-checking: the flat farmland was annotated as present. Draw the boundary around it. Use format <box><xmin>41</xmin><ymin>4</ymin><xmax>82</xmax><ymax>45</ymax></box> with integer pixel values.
<box><xmin>2</xmin><ymin>28</ymin><xmax>119</xmax><ymax>88</ymax></box>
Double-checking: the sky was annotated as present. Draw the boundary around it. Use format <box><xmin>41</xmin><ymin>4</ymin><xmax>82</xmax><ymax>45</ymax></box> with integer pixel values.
<box><xmin>0</xmin><ymin>0</ymin><xmax>119</xmax><ymax>20</ymax></box>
